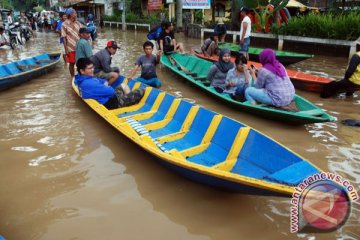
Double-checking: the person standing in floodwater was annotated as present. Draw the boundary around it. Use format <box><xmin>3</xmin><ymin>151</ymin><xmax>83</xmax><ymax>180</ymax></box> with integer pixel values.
<box><xmin>61</xmin><ymin>8</ymin><xmax>83</xmax><ymax>77</ymax></box>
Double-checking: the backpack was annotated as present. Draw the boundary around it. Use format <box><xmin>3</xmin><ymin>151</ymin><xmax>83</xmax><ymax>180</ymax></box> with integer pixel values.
<box><xmin>147</xmin><ymin>25</ymin><xmax>162</xmax><ymax>41</ymax></box>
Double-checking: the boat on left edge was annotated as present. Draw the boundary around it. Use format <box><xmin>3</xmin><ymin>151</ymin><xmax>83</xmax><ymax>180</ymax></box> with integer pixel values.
<box><xmin>72</xmin><ymin>77</ymin><xmax>323</xmax><ymax>196</ymax></box>
<box><xmin>0</xmin><ymin>52</ymin><xmax>61</xmax><ymax>91</ymax></box>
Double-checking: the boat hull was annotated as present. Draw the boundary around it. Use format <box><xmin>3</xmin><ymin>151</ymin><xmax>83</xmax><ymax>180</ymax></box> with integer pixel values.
<box><xmin>72</xmin><ymin>78</ymin><xmax>322</xmax><ymax>196</ymax></box>
<box><xmin>162</xmin><ymin>53</ymin><xmax>334</xmax><ymax>124</ymax></box>
<box><xmin>218</xmin><ymin>43</ymin><xmax>313</xmax><ymax>65</ymax></box>
<box><xmin>0</xmin><ymin>53</ymin><xmax>61</xmax><ymax>91</ymax></box>
<box><xmin>194</xmin><ymin>51</ymin><xmax>331</xmax><ymax>93</ymax></box>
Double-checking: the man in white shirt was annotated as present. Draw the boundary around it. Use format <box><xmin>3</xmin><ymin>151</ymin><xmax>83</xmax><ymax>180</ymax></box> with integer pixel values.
<box><xmin>239</xmin><ymin>7</ymin><xmax>251</xmax><ymax>61</ymax></box>
<box><xmin>7</xmin><ymin>12</ymin><xmax>13</xmax><ymax>25</ymax></box>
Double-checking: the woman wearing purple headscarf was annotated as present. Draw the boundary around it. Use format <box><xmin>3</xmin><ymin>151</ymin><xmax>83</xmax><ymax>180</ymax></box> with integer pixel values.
<box><xmin>245</xmin><ymin>48</ymin><xmax>295</xmax><ymax>107</ymax></box>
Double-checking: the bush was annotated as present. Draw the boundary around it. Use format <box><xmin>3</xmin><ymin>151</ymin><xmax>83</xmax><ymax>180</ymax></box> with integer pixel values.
<box><xmin>104</xmin><ymin>12</ymin><xmax>162</xmax><ymax>25</ymax></box>
<box><xmin>274</xmin><ymin>10</ymin><xmax>360</xmax><ymax>41</ymax></box>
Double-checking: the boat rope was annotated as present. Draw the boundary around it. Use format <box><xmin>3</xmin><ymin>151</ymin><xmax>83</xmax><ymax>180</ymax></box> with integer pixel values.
<box><xmin>126</xmin><ymin>118</ymin><xmax>168</xmax><ymax>152</ymax></box>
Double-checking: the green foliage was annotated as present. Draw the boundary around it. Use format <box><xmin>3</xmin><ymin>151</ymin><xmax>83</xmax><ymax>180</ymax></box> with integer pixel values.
<box><xmin>104</xmin><ymin>12</ymin><xmax>161</xmax><ymax>25</ymax></box>
<box><xmin>1</xmin><ymin>0</ymin><xmax>12</xmax><ymax>9</ymax></box>
<box><xmin>271</xmin><ymin>0</ymin><xmax>289</xmax><ymax>12</ymax></box>
<box><xmin>13</xmin><ymin>0</ymin><xmax>39</xmax><ymax>11</ymax></box>
<box><xmin>33</xmin><ymin>5</ymin><xmax>44</xmax><ymax>12</ymax></box>
<box><xmin>194</xmin><ymin>9</ymin><xmax>203</xmax><ymax>24</ymax></box>
<box><xmin>274</xmin><ymin>10</ymin><xmax>360</xmax><ymax>41</ymax></box>
<box><xmin>129</xmin><ymin>0</ymin><xmax>143</xmax><ymax>16</ymax></box>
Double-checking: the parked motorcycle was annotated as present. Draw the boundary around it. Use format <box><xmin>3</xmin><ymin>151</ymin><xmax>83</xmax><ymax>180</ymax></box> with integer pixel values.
<box><xmin>20</xmin><ymin>24</ymin><xmax>31</xmax><ymax>42</ymax></box>
<box><xmin>6</xmin><ymin>23</ymin><xmax>23</xmax><ymax>49</ymax></box>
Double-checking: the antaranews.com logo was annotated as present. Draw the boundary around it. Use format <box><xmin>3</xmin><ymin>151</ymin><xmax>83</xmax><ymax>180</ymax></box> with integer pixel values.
<box><xmin>290</xmin><ymin>172</ymin><xmax>358</xmax><ymax>233</ymax></box>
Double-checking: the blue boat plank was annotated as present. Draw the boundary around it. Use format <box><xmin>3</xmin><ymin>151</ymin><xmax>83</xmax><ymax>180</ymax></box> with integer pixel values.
<box><xmin>0</xmin><ymin>53</ymin><xmax>61</xmax><ymax>91</ymax></box>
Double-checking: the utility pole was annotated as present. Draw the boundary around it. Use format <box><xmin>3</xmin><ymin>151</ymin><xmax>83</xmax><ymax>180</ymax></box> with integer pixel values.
<box><xmin>176</xmin><ymin>0</ymin><xmax>183</xmax><ymax>31</ymax></box>
<box><xmin>121</xmin><ymin>0</ymin><xmax>126</xmax><ymax>31</ymax></box>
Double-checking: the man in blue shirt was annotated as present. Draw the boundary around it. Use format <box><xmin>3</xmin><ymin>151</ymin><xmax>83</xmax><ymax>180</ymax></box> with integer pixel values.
<box><xmin>75</xmin><ymin>58</ymin><xmax>144</xmax><ymax>109</ymax></box>
<box><xmin>56</xmin><ymin>12</ymin><xmax>67</xmax><ymax>63</ymax></box>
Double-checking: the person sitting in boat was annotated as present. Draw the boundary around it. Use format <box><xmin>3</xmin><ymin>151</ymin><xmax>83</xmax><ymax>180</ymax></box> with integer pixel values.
<box><xmin>214</xmin><ymin>18</ymin><xmax>227</xmax><ymax>42</ymax></box>
<box><xmin>0</xmin><ymin>27</ymin><xmax>9</xmax><ymax>47</ymax></box>
<box><xmin>224</xmin><ymin>54</ymin><xmax>251</xmax><ymax>101</ymax></box>
<box><xmin>159</xmin><ymin>21</ymin><xmax>185</xmax><ymax>54</ymax></box>
<box><xmin>208</xmin><ymin>48</ymin><xmax>235</xmax><ymax>92</ymax></box>
<box><xmin>245</xmin><ymin>48</ymin><xmax>295</xmax><ymax>107</ymax></box>
<box><xmin>91</xmin><ymin>40</ymin><xmax>121</xmax><ymax>85</ymax></box>
<box><xmin>75</xmin><ymin>58</ymin><xmax>145</xmax><ymax>110</ymax></box>
<box><xmin>201</xmin><ymin>33</ymin><xmax>219</xmax><ymax>57</ymax></box>
<box><xmin>320</xmin><ymin>51</ymin><xmax>360</xmax><ymax>98</ymax></box>
<box><xmin>128</xmin><ymin>41</ymin><xmax>162</xmax><ymax>88</ymax></box>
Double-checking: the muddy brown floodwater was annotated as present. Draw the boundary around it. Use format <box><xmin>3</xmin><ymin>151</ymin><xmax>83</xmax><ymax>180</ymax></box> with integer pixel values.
<box><xmin>0</xmin><ymin>28</ymin><xmax>359</xmax><ymax>240</ymax></box>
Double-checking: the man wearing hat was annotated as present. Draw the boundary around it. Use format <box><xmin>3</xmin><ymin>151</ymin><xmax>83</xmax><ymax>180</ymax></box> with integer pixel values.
<box><xmin>214</xmin><ymin>18</ymin><xmax>227</xmax><ymax>42</ymax></box>
<box><xmin>75</xmin><ymin>27</ymin><xmax>93</xmax><ymax>63</ymax></box>
<box><xmin>91</xmin><ymin>40</ymin><xmax>122</xmax><ymax>86</ymax></box>
<box><xmin>201</xmin><ymin>33</ymin><xmax>219</xmax><ymax>57</ymax></box>
<box><xmin>61</xmin><ymin>7</ymin><xmax>83</xmax><ymax>77</ymax></box>
<box><xmin>239</xmin><ymin>7</ymin><xmax>251</xmax><ymax>61</ymax></box>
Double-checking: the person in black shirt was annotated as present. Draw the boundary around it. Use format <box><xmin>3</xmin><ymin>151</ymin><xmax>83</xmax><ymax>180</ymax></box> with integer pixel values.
<box><xmin>159</xmin><ymin>21</ymin><xmax>185</xmax><ymax>54</ymax></box>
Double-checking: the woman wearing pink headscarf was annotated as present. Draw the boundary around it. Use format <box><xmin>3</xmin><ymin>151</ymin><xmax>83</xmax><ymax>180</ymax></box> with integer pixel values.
<box><xmin>245</xmin><ymin>48</ymin><xmax>295</xmax><ymax>107</ymax></box>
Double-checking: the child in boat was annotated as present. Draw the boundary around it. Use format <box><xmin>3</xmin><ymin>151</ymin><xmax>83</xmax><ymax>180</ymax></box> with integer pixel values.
<box><xmin>245</xmin><ymin>48</ymin><xmax>295</xmax><ymax>107</ymax></box>
<box><xmin>208</xmin><ymin>48</ymin><xmax>235</xmax><ymax>92</ymax></box>
<box><xmin>75</xmin><ymin>27</ymin><xmax>93</xmax><ymax>63</ymax></box>
<box><xmin>127</xmin><ymin>41</ymin><xmax>162</xmax><ymax>88</ymax></box>
<box><xmin>320</xmin><ymin>51</ymin><xmax>360</xmax><ymax>98</ymax></box>
<box><xmin>201</xmin><ymin>33</ymin><xmax>219</xmax><ymax>57</ymax></box>
<box><xmin>75</xmin><ymin>58</ymin><xmax>144</xmax><ymax>110</ymax></box>
<box><xmin>224</xmin><ymin>54</ymin><xmax>251</xmax><ymax>101</ymax></box>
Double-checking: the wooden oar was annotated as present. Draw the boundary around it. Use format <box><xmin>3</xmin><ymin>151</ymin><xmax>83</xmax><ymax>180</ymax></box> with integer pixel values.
<box><xmin>168</xmin><ymin>55</ymin><xmax>197</xmax><ymax>77</ymax></box>
<box><xmin>17</xmin><ymin>64</ymin><xmax>41</xmax><ymax>70</ymax></box>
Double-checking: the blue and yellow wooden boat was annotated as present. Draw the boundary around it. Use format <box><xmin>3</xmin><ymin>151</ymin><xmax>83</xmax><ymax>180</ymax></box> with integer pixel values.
<box><xmin>72</xmin><ymin>77</ymin><xmax>321</xmax><ymax>196</ymax></box>
<box><xmin>0</xmin><ymin>53</ymin><xmax>61</xmax><ymax>91</ymax></box>
<box><xmin>161</xmin><ymin>53</ymin><xmax>335</xmax><ymax>125</ymax></box>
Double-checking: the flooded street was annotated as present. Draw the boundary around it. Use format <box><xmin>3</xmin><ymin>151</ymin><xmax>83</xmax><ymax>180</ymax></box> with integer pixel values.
<box><xmin>0</xmin><ymin>28</ymin><xmax>359</xmax><ymax>240</ymax></box>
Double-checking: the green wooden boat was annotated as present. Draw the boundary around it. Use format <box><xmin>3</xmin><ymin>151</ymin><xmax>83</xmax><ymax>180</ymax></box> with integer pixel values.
<box><xmin>218</xmin><ymin>42</ymin><xmax>313</xmax><ymax>65</ymax></box>
<box><xmin>160</xmin><ymin>53</ymin><xmax>335</xmax><ymax>124</ymax></box>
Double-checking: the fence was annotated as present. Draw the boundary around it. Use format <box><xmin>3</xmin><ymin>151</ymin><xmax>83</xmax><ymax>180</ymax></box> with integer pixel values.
<box><xmin>103</xmin><ymin>21</ymin><xmax>151</xmax><ymax>31</ymax></box>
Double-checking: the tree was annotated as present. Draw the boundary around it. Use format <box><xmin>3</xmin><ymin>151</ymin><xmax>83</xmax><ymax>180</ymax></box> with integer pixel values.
<box><xmin>1</xmin><ymin>0</ymin><xmax>12</xmax><ymax>9</ymax></box>
<box><xmin>231</xmin><ymin>0</ymin><xmax>246</xmax><ymax>30</ymax></box>
<box><xmin>129</xmin><ymin>0</ymin><xmax>142</xmax><ymax>16</ymax></box>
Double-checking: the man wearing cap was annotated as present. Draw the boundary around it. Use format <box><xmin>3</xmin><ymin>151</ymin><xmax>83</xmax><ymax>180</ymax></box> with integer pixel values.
<box><xmin>201</xmin><ymin>33</ymin><xmax>219</xmax><ymax>57</ymax></box>
<box><xmin>239</xmin><ymin>7</ymin><xmax>251</xmax><ymax>61</ymax></box>
<box><xmin>91</xmin><ymin>40</ymin><xmax>121</xmax><ymax>85</ymax></box>
<box><xmin>62</xmin><ymin>7</ymin><xmax>83</xmax><ymax>77</ymax></box>
<box><xmin>214</xmin><ymin>18</ymin><xmax>227</xmax><ymax>42</ymax></box>
<box><xmin>75</xmin><ymin>27</ymin><xmax>93</xmax><ymax>63</ymax></box>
